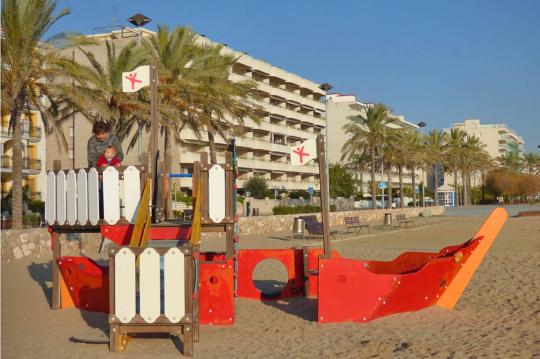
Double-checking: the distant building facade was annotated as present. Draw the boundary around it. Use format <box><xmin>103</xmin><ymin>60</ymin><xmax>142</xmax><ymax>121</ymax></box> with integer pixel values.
<box><xmin>1</xmin><ymin>111</ymin><xmax>47</xmax><ymax>201</ymax></box>
<box><xmin>325</xmin><ymin>93</ymin><xmax>419</xmax><ymax>195</ymax></box>
<box><xmin>46</xmin><ymin>28</ymin><xmax>327</xmax><ymax>194</ymax></box>
<box><xmin>447</xmin><ymin>118</ymin><xmax>525</xmax><ymax>159</ymax></box>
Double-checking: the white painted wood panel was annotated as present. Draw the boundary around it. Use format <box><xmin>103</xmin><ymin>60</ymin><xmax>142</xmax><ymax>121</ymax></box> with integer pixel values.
<box><xmin>139</xmin><ymin>247</ymin><xmax>161</xmax><ymax>323</ymax></box>
<box><xmin>76</xmin><ymin>169</ymin><xmax>88</xmax><ymax>225</ymax></box>
<box><xmin>66</xmin><ymin>170</ymin><xmax>77</xmax><ymax>225</ymax></box>
<box><xmin>164</xmin><ymin>247</ymin><xmax>185</xmax><ymax>323</ymax></box>
<box><xmin>115</xmin><ymin>248</ymin><xmax>136</xmax><ymax>323</ymax></box>
<box><xmin>45</xmin><ymin>172</ymin><xmax>56</xmax><ymax>225</ymax></box>
<box><xmin>208</xmin><ymin>165</ymin><xmax>226</xmax><ymax>223</ymax></box>
<box><xmin>123</xmin><ymin>166</ymin><xmax>141</xmax><ymax>223</ymax></box>
<box><xmin>103</xmin><ymin>167</ymin><xmax>120</xmax><ymax>224</ymax></box>
<box><xmin>56</xmin><ymin>171</ymin><xmax>67</xmax><ymax>225</ymax></box>
<box><xmin>87</xmin><ymin>168</ymin><xmax>99</xmax><ymax>225</ymax></box>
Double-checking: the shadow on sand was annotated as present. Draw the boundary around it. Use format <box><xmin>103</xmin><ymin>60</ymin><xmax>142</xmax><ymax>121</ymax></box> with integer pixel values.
<box><xmin>27</xmin><ymin>262</ymin><xmax>53</xmax><ymax>308</ymax></box>
<box><xmin>262</xmin><ymin>296</ymin><xmax>318</xmax><ymax>322</ymax></box>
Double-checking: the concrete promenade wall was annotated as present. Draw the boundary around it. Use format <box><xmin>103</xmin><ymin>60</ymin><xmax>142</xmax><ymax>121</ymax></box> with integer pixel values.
<box><xmin>238</xmin><ymin>206</ymin><xmax>445</xmax><ymax>235</ymax></box>
<box><xmin>1</xmin><ymin>206</ymin><xmax>444</xmax><ymax>261</ymax></box>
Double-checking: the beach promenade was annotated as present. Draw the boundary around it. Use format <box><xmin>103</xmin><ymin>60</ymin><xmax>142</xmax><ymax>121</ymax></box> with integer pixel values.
<box><xmin>2</xmin><ymin>207</ymin><xmax>539</xmax><ymax>358</ymax></box>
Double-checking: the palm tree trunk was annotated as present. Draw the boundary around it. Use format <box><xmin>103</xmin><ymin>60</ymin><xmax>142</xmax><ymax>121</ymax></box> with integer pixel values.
<box><xmin>433</xmin><ymin>164</ymin><xmax>439</xmax><ymax>206</ymax></box>
<box><xmin>461</xmin><ymin>171</ymin><xmax>468</xmax><ymax>206</ymax></box>
<box><xmin>370</xmin><ymin>149</ymin><xmax>376</xmax><ymax>209</ymax></box>
<box><xmin>398</xmin><ymin>165</ymin><xmax>404</xmax><ymax>208</ymax></box>
<box><xmin>411</xmin><ymin>167</ymin><xmax>417</xmax><ymax>208</ymax></box>
<box><xmin>207</xmin><ymin>129</ymin><xmax>218</xmax><ymax>164</ymax></box>
<box><xmin>467</xmin><ymin>171</ymin><xmax>472</xmax><ymax>206</ymax></box>
<box><xmin>453</xmin><ymin>169</ymin><xmax>459</xmax><ymax>206</ymax></box>
<box><xmin>10</xmin><ymin>106</ymin><xmax>24</xmax><ymax>229</ymax></box>
<box><xmin>387</xmin><ymin>168</ymin><xmax>392</xmax><ymax>209</ymax></box>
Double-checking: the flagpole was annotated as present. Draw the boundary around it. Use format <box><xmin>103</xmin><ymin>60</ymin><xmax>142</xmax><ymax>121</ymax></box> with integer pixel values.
<box><xmin>317</xmin><ymin>134</ymin><xmax>331</xmax><ymax>258</ymax></box>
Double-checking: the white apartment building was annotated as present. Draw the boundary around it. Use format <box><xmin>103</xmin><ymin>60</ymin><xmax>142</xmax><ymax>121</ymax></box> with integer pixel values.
<box><xmin>325</xmin><ymin>93</ymin><xmax>419</xmax><ymax>195</ymax></box>
<box><xmin>448</xmin><ymin>119</ymin><xmax>525</xmax><ymax>159</ymax></box>
<box><xmin>46</xmin><ymin>27</ymin><xmax>326</xmax><ymax>194</ymax></box>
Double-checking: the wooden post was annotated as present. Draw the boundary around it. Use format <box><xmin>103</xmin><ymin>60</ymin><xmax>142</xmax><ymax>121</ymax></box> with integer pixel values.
<box><xmin>317</xmin><ymin>135</ymin><xmax>331</xmax><ymax>258</ymax></box>
<box><xmin>51</xmin><ymin>230</ymin><xmax>62</xmax><ymax>309</ymax></box>
<box><xmin>149</xmin><ymin>62</ymin><xmax>159</xmax><ymax>223</ymax></box>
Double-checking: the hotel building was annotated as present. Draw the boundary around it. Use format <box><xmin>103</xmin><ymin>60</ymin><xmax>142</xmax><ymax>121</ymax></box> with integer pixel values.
<box><xmin>46</xmin><ymin>27</ymin><xmax>327</xmax><ymax>193</ymax></box>
<box><xmin>447</xmin><ymin>119</ymin><xmax>525</xmax><ymax>159</ymax></box>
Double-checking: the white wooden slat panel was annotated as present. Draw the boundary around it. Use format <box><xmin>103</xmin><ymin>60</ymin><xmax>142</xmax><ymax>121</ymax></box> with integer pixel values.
<box><xmin>164</xmin><ymin>247</ymin><xmax>185</xmax><ymax>323</ymax></box>
<box><xmin>123</xmin><ymin>166</ymin><xmax>141</xmax><ymax>223</ymax></box>
<box><xmin>208</xmin><ymin>165</ymin><xmax>226</xmax><ymax>223</ymax></box>
<box><xmin>76</xmin><ymin>169</ymin><xmax>88</xmax><ymax>225</ymax></box>
<box><xmin>115</xmin><ymin>247</ymin><xmax>136</xmax><ymax>323</ymax></box>
<box><xmin>87</xmin><ymin>168</ymin><xmax>99</xmax><ymax>225</ymax></box>
<box><xmin>45</xmin><ymin>172</ymin><xmax>56</xmax><ymax>225</ymax></box>
<box><xmin>66</xmin><ymin>170</ymin><xmax>77</xmax><ymax>225</ymax></box>
<box><xmin>139</xmin><ymin>247</ymin><xmax>161</xmax><ymax>323</ymax></box>
<box><xmin>103</xmin><ymin>167</ymin><xmax>120</xmax><ymax>224</ymax></box>
<box><xmin>55</xmin><ymin>171</ymin><xmax>67</xmax><ymax>225</ymax></box>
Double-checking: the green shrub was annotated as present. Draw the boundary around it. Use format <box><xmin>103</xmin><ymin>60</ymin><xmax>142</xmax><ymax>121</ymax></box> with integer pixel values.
<box><xmin>288</xmin><ymin>190</ymin><xmax>308</xmax><ymax>199</ymax></box>
<box><xmin>23</xmin><ymin>214</ymin><xmax>41</xmax><ymax>227</ymax></box>
<box><xmin>171</xmin><ymin>192</ymin><xmax>192</xmax><ymax>206</ymax></box>
<box><xmin>245</xmin><ymin>177</ymin><xmax>268</xmax><ymax>199</ymax></box>
<box><xmin>28</xmin><ymin>199</ymin><xmax>45</xmax><ymax>214</ymax></box>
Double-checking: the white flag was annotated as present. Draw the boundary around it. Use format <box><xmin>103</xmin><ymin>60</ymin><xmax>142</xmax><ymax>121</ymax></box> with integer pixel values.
<box><xmin>122</xmin><ymin>65</ymin><xmax>150</xmax><ymax>93</ymax></box>
<box><xmin>290</xmin><ymin>138</ymin><xmax>317</xmax><ymax>166</ymax></box>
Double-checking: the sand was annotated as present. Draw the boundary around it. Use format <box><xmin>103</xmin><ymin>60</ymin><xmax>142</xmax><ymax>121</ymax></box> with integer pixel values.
<box><xmin>2</xmin><ymin>213</ymin><xmax>539</xmax><ymax>358</ymax></box>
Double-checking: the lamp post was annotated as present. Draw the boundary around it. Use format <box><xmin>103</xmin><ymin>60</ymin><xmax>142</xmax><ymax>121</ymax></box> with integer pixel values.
<box><xmin>417</xmin><ymin>121</ymin><xmax>427</xmax><ymax>207</ymax></box>
<box><xmin>127</xmin><ymin>13</ymin><xmax>152</xmax><ymax>161</ymax></box>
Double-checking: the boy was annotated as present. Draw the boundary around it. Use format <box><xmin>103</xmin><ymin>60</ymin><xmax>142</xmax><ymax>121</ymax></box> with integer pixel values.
<box><xmin>87</xmin><ymin>121</ymin><xmax>124</xmax><ymax>167</ymax></box>
<box><xmin>97</xmin><ymin>146</ymin><xmax>122</xmax><ymax>167</ymax></box>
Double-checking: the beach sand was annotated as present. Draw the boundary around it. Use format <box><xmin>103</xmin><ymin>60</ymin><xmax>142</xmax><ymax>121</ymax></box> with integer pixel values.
<box><xmin>2</xmin><ymin>214</ymin><xmax>539</xmax><ymax>358</ymax></box>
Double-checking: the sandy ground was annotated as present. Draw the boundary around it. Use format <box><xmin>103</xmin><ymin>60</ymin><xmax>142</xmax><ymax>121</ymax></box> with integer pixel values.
<box><xmin>2</xmin><ymin>212</ymin><xmax>539</xmax><ymax>358</ymax></box>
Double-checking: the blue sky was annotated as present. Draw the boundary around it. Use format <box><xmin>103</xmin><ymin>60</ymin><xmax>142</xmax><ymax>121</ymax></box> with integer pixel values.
<box><xmin>51</xmin><ymin>0</ymin><xmax>540</xmax><ymax>151</ymax></box>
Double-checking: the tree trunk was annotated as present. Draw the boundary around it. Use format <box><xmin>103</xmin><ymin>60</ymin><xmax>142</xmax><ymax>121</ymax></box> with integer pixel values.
<box><xmin>398</xmin><ymin>165</ymin><xmax>404</xmax><ymax>208</ymax></box>
<box><xmin>370</xmin><ymin>149</ymin><xmax>376</xmax><ymax>209</ymax></box>
<box><xmin>411</xmin><ymin>167</ymin><xmax>417</xmax><ymax>208</ymax></box>
<box><xmin>359</xmin><ymin>168</ymin><xmax>364</xmax><ymax>196</ymax></box>
<box><xmin>387</xmin><ymin>168</ymin><xmax>392</xmax><ymax>209</ymax></box>
<box><xmin>10</xmin><ymin>105</ymin><xmax>24</xmax><ymax>229</ymax></box>
<box><xmin>207</xmin><ymin>129</ymin><xmax>217</xmax><ymax>164</ymax></box>
<box><xmin>467</xmin><ymin>171</ymin><xmax>472</xmax><ymax>206</ymax></box>
<box><xmin>461</xmin><ymin>171</ymin><xmax>468</xmax><ymax>206</ymax></box>
<box><xmin>163</xmin><ymin>129</ymin><xmax>173</xmax><ymax>219</ymax></box>
<box><xmin>433</xmin><ymin>164</ymin><xmax>439</xmax><ymax>206</ymax></box>
<box><xmin>453</xmin><ymin>169</ymin><xmax>459</xmax><ymax>206</ymax></box>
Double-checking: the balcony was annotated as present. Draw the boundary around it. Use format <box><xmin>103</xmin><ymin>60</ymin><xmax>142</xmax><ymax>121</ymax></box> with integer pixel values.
<box><xmin>1</xmin><ymin>126</ymin><xmax>43</xmax><ymax>141</ymax></box>
<box><xmin>230</xmin><ymin>73</ymin><xmax>326</xmax><ymax>112</ymax></box>
<box><xmin>1</xmin><ymin>156</ymin><xmax>42</xmax><ymax>174</ymax></box>
<box><xmin>257</xmin><ymin>100</ymin><xmax>326</xmax><ymax>128</ymax></box>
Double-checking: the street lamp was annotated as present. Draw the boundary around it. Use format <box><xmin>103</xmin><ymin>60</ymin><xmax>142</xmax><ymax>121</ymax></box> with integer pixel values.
<box><xmin>128</xmin><ymin>13</ymin><xmax>152</xmax><ymax>161</ymax></box>
<box><xmin>417</xmin><ymin>121</ymin><xmax>427</xmax><ymax>207</ymax></box>
<box><xmin>127</xmin><ymin>13</ymin><xmax>152</xmax><ymax>47</ymax></box>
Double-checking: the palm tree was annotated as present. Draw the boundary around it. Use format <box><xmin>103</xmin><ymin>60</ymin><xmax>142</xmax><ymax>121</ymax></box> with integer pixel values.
<box><xmin>459</xmin><ymin>135</ymin><xmax>488</xmax><ymax>206</ymax></box>
<box><xmin>444</xmin><ymin>129</ymin><xmax>466</xmax><ymax>206</ymax></box>
<box><xmin>1</xmin><ymin>0</ymin><xmax>73</xmax><ymax>229</ymax></box>
<box><xmin>139</xmin><ymin>25</ymin><xmax>199</xmax><ymax>170</ymax></box>
<box><xmin>424</xmin><ymin>129</ymin><xmax>447</xmax><ymax>205</ymax></box>
<box><xmin>522</xmin><ymin>152</ymin><xmax>540</xmax><ymax>174</ymax></box>
<box><xmin>188</xmin><ymin>44</ymin><xmax>262</xmax><ymax>163</ymax></box>
<box><xmin>404</xmin><ymin>130</ymin><xmax>423</xmax><ymax>207</ymax></box>
<box><xmin>342</xmin><ymin>104</ymin><xmax>397</xmax><ymax>209</ymax></box>
<box><xmin>343</xmin><ymin>152</ymin><xmax>370</xmax><ymax>195</ymax></box>
<box><xmin>57</xmin><ymin>40</ymin><xmax>149</xmax><ymax>143</ymax></box>
<box><xmin>388</xmin><ymin>130</ymin><xmax>408</xmax><ymax>208</ymax></box>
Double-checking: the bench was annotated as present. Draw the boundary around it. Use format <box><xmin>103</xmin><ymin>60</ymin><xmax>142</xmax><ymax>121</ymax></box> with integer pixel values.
<box><xmin>183</xmin><ymin>209</ymin><xmax>193</xmax><ymax>221</ymax></box>
<box><xmin>300</xmin><ymin>216</ymin><xmax>338</xmax><ymax>239</ymax></box>
<box><xmin>396</xmin><ymin>214</ymin><xmax>415</xmax><ymax>228</ymax></box>
<box><xmin>344</xmin><ymin>217</ymin><xmax>370</xmax><ymax>233</ymax></box>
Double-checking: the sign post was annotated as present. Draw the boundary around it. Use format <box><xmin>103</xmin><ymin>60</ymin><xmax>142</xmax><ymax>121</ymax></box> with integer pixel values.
<box><xmin>290</xmin><ymin>135</ymin><xmax>331</xmax><ymax>257</ymax></box>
